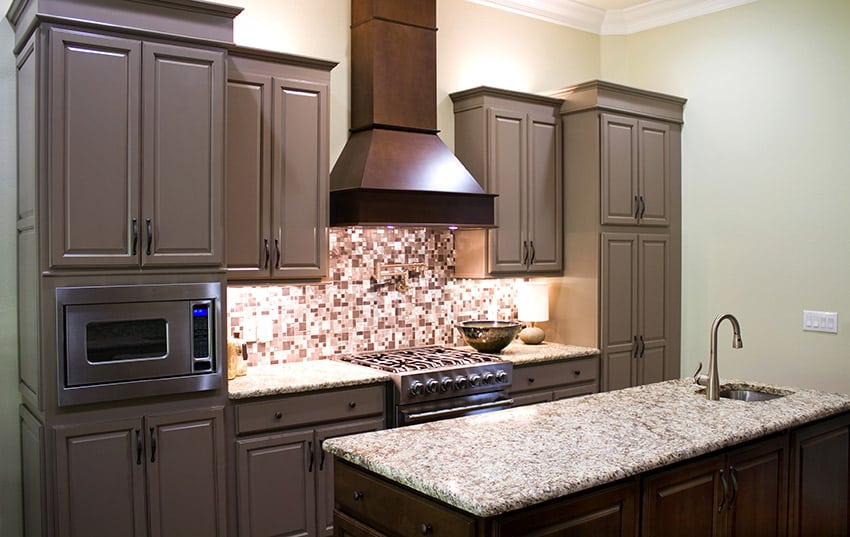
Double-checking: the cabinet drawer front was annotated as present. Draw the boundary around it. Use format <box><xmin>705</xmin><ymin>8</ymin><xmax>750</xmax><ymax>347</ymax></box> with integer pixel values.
<box><xmin>336</xmin><ymin>463</ymin><xmax>474</xmax><ymax>537</ymax></box>
<box><xmin>512</xmin><ymin>357</ymin><xmax>599</xmax><ymax>393</ymax></box>
<box><xmin>236</xmin><ymin>385</ymin><xmax>385</xmax><ymax>435</ymax></box>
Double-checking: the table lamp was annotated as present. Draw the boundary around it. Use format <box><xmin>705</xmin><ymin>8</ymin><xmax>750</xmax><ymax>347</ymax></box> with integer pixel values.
<box><xmin>517</xmin><ymin>281</ymin><xmax>549</xmax><ymax>344</ymax></box>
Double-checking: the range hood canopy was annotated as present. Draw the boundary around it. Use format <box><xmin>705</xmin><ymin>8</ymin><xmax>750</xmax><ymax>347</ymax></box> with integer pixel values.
<box><xmin>329</xmin><ymin>0</ymin><xmax>495</xmax><ymax>228</ymax></box>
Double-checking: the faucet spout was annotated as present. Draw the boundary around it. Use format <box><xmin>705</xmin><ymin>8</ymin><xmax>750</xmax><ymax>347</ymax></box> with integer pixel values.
<box><xmin>707</xmin><ymin>313</ymin><xmax>744</xmax><ymax>400</ymax></box>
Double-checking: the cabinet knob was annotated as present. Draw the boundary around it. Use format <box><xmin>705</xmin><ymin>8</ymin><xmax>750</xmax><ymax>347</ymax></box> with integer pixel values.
<box><xmin>353</xmin><ymin>490</ymin><xmax>364</xmax><ymax>501</ymax></box>
<box><xmin>528</xmin><ymin>377</ymin><xmax>535</xmax><ymax>384</ymax></box>
<box><xmin>573</xmin><ymin>370</ymin><xmax>581</xmax><ymax>376</ymax></box>
<box><xmin>348</xmin><ymin>401</ymin><xmax>357</xmax><ymax>409</ymax></box>
<box><xmin>274</xmin><ymin>411</ymin><xmax>283</xmax><ymax>419</ymax></box>
<box><xmin>421</xmin><ymin>523</ymin><xmax>433</xmax><ymax>535</ymax></box>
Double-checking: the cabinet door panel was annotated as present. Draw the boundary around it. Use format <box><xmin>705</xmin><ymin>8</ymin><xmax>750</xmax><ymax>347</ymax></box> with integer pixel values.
<box><xmin>638</xmin><ymin>120</ymin><xmax>670</xmax><ymax>226</ymax></box>
<box><xmin>601</xmin><ymin>233</ymin><xmax>637</xmax><ymax>390</ymax></box>
<box><xmin>142</xmin><ymin>42</ymin><xmax>223</xmax><ymax>266</ymax></box>
<box><xmin>638</xmin><ymin>235</ymin><xmax>669</xmax><ymax>385</ymax></box>
<box><xmin>48</xmin><ymin>28</ymin><xmax>141</xmax><ymax>268</ymax></box>
<box><xmin>237</xmin><ymin>430</ymin><xmax>316</xmax><ymax>537</ymax></box>
<box><xmin>272</xmin><ymin>78</ymin><xmax>328</xmax><ymax>279</ymax></box>
<box><xmin>489</xmin><ymin>108</ymin><xmax>527</xmax><ymax>273</ymax></box>
<box><xmin>54</xmin><ymin>418</ymin><xmax>146</xmax><ymax>537</ymax></box>
<box><xmin>316</xmin><ymin>418</ymin><xmax>386</xmax><ymax>537</ymax></box>
<box><xmin>146</xmin><ymin>408</ymin><xmax>225</xmax><ymax>537</ymax></box>
<box><xmin>601</xmin><ymin>114</ymin><xmax>638</xmax><ymax>226</ymax></box>
<box><xmin>527</xmin><ymin>112</ymin><xmax>561</xmax><ymax>273</ymax></box>
<box><xmin>642</xmin><ymin>455</ymin><xmax>722</xmax><ymax>537</ymax></box>
<box><xmin>726</xmin><ymin>435</ymin><xmax>787</xmax><ymax>537</ymax></box>
<box><xmin>789</xmin><ymin>414</ymin><xmax>850</xmax><ymax>537</ymax></box>
<box><xmin>226</xmin><ymin>72</ymin><xmax>272</xmax><ymax>278</ymax></box>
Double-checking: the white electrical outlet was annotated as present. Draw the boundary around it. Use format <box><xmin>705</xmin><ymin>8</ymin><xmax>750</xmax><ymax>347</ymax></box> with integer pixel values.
<box><xmin>242</xmin><ymin>319</ymin><xmax>257</xmax><ymax>342</ymax></box>
<box><xmin>803</xmin><ymin>310</ymin><xmax>838</xmax><ymax>333</ymax></box>
<box><xmin>257</xmin><ymin>317</ymin><xmax>274</xmax><ymax>342</ymax></box>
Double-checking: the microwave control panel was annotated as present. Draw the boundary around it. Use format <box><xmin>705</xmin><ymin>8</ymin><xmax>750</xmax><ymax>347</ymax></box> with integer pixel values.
<box><xmin>192</xmin><ymin>302</ymin><xmax>214</xmax><ymax>372</ymax></box>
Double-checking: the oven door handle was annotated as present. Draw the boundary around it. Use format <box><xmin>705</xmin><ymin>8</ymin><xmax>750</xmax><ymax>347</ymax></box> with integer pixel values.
<box><xmin>403</xmin><ymin>398</ymin><xmax>514</xmax><ymax>422</ymax></box>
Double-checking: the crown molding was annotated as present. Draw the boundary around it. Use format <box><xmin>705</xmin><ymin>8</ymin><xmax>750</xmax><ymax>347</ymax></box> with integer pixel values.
<box><xmin>469</xmin><ymin>0</ymin><xmax>757</xmax><ymax>35</ymax></box>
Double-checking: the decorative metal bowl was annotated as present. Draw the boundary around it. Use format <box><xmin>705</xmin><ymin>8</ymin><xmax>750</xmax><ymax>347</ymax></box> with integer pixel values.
<box><xmin>456</xmin><ymin>320</ymin><xmax>522</xmax><ymax>353</ymax></box>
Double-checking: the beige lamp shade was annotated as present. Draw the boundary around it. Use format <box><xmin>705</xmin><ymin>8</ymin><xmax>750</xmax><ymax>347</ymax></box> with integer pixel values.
<box><xmin>517</xmin><ymin>281</ymin><xmax>549</xmax><ymax>323</ymax></box>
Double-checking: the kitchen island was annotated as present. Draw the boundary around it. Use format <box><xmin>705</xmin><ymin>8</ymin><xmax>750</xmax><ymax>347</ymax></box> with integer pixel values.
<box><xmin>324</xmin><ymin>378</ymin><xmax>850</xmax><ymax>537</ymax></box>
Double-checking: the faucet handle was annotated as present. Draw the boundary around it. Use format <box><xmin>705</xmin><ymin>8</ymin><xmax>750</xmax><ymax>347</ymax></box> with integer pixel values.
<box><xmin>693</xmin><ymin>362</ymin><xmax>709</xmax><ymax>386</ymax></box>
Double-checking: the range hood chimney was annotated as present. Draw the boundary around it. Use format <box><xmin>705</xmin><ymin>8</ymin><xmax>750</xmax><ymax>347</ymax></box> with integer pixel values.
<box><xmin>329</xmin><ymin>0</ymin><xmax>495</xmax><ymax>228</ymax></box>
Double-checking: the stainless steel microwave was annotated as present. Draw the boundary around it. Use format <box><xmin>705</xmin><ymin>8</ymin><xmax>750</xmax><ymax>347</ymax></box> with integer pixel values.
<box><xmin>56</xmin><ymin>282</ymin><xmax>223</xmax><ymax>406</ymax></box>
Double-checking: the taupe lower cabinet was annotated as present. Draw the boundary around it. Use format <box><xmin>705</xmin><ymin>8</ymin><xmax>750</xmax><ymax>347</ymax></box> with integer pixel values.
<box><xmin>231</xmin><ymin>385</ymin><xmax>386</xmax><ymax>537</ymax></box>
<box><xmin>451</xmin><ymin>87</ymin><xmax>563</xmax><ymax>277</ymax></box>
<box><xmin>53</xmin><ymin>407</ymin><xmax>227</xmax><ymax>537</ymax></box>
<box><xmin>46</xmin><ymin>26</ymin><xmax>224</xmax><ymax>269</ymax></box>
<box><xmin>510</xmin><ymin>355</ymin><xmax>600</xmax><ymax>407</ymax></box>
<box><xmin>601</xmin><ymin>233</ymin><xmax>670</xmax><ymax>391</ymax></box>
<box><xmin>549</xmin><ymin>81</ymin><xmax>685</xmax><ymax>390</ymax></box>
<box><xmin>226</xmin><ymin>48</ymin><xmax>335</xmax><ymax>280</ymax></box>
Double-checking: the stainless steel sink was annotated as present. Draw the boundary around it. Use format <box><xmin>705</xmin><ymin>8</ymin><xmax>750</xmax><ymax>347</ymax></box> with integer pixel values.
<box><xmin>719</xmin><ymin>389</ymin><xmax>785</xmax><ymax>402</ymax></box>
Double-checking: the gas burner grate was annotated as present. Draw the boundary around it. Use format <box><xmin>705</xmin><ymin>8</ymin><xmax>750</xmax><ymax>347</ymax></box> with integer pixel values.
<box><xmin>337</xmin><ymin>346</ymin><xmax>500</xmax><ymax>373</ymax></box>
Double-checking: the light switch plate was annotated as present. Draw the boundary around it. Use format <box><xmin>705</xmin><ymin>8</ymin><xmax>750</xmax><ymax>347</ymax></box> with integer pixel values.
<box><xmin>803</xmin><ymin>310</ymin><xmax>838</xmax><ymax>333</ymax></box>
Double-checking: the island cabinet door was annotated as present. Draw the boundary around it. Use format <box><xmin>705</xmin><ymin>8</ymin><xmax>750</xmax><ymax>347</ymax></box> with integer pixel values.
<box><xmin>788</xmin><ymin>412</ymin><xmax>850</xmax><ymax>537</ymax></box>
<box><xmin>641</xmin><ymin>454</ymin><xmax>724</xmax><ymax>537</ymax></box>
<box><xmin>494</xmin><ymin>479</ymin><xmax>639</xmax><ymax>537</ymax></box>
<box><xmin>723</xmin><ymin>435</ymin><xmax>787</xmax><ymax>537</ymax></box>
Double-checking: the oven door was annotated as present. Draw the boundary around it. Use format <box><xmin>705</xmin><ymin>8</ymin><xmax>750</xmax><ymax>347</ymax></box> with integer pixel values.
<box><xmin>395</xmin><ymin>391</ymin><xmax>513</xmax><ymax>427</ymax></box>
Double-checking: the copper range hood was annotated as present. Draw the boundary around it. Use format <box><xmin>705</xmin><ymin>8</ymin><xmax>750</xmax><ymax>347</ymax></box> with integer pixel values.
<box><xmin>329</xmin><ymin>0</ymin><xmax>495</xmax><ymax>228</ymax></box>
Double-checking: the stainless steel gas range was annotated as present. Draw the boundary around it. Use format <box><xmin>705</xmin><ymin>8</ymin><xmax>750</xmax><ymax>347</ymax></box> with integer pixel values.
<box><xmin>335</xmin><ymin>346</ymin><xmax>513</xmax><ymax>427</ymax></box>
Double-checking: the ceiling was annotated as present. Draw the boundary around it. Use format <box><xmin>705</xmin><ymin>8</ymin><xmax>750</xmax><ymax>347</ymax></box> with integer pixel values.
<box><xmin>468</xmin><ymin>0</ymin><xmax>757</xmax><ymax>35</ymax></box>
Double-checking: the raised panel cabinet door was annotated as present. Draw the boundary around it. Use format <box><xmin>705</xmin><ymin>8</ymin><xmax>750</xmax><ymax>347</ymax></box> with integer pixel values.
<box><xmin>724</xmin><ymin>435</ymin><xmax>788</xmax><ymax>537</ymax></box>
<box><xmin>496</xmin><ymin>480</ymin><xmax>639</xmax><ymax>537</ymax></box>
<box><xmin>526</xmin><ymin>110</ymin><xmax>562</xmax><ymax>273</ymax></box>
<box><xmin>237</xmin><ymin>429</ymin><xmax>317</xmax><ymax>537</ymax></box>
<box><xmin>271</xmin><ymin>77</ymin><xmax>329</xmax><ymax>279</ymax></box>
<box><xmin>641</xmin><ymin>455</ymin><xmax>724</xmax><ymax>537</ymax></box>
<box><xmin>488</xmin><ymin>108</ymin><xmax>528</xmax><ymax>274</ymax></box>
<box><xmin>141</xmin><ymin>42</ymin><xmax>224</xmax><ymax>267</ymax></box>
<box><xmin>600</xmin><ymin>114</ymin><xmax>638</xmax><ymax>226</ymax></box>
<box><xmin>637</xmin><ymin>235</ymin><xmax>669</xmax><ymax>385</ymax></box>
<box><xmin>601</xmin><ymin>233</ymin><xmax>638</xmax><ymax>391</ymax></box>
<box><xmin>54</xmin><ymin>418</ymin><xmax>146</xmax><ymax>537</ymax></box>
<box><xmin>316</xmin><ymin>418</ymin><xmax>386</xmax><ymax>537</ymax></box>
<box><xmin>48</xmin><ymin>27</ymin><xmax>141</xmax><ymax>268</ymax></box>
<box><xmin>145</xmin><ymin>408</ymin><xmax>226</xmax><ymax>537</ymax></box>
<box><xmin>789</xmin><ymin>413</ymin><xmax>850</xmax><ymax>537</ymax></box>
<box><xmin>637</xmin><ymin>120</ymin><xmax>671</xmax><ymax>226</ymax></box>
<box><xmin>225</xmin><ymin>69</ymin><xmax>272</xmax><ymax>279</ymax></box>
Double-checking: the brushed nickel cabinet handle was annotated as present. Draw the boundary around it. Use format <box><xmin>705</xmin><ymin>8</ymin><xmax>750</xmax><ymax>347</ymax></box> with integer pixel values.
<box><xmin>149</xmin><ymin>426</ymin><xmax>157</xmax><ymax>464</ymax></box>
<box><xmin>319</xmin><ymin>449</ymin><xmax>326</xmax><ymax>471</ymax></box>
<box><xmin>634</xmin><ymin>195</ymin><xmax>640</xmax><ymax>219</ymax></box>
<box><xmin>275</xmin><ymin>238</ymin><xmax>281</xmax><ymax>268</ymax></box>
<box><xmin>633</xmin><ymin>336</ymin><xmax>639</xmax><ymax>358</ymax></box>
<box><xmin>728</xmin><ymin>466</ymin><xmax>738</xmax><ymax>508</ymax></box>
<box><xmin>639</xmin><ymin>195</ymin><xmax>646</xmax><ymax>219</ymax></box>
<box><xmin>639</xmin><ymin>335</ymin><xmax>646</xmax><ymax>358</ymax></box>
<box><xmin>522</xmin><ymin>241</ymin><xmax>529</xmax><ymax>265</ymax></box>
<box><xmin>718</xmin><ymin>469</ymin><xmax>728</xmax><ymax>512</ymax></box>
<box><xmin>263</xmin><ymin>239</ymin><xmax>270</xmax><ymax>269</ymax></box>
<box><xmin>308</xmin><ymin>441</ymin><xmax>314</xmax><ymax>473</ymax></box>
<box><xmin>529</xmin><ymin>241</ymin><xmax>536</xmax><ymax>265</ymax></box>
<box><xmin>135</xmin><ymin>429</ymin><xmax>142</xmax><ymax>465</ymax></box>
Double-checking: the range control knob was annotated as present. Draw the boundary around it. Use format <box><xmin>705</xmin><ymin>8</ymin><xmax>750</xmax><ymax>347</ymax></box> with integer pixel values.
<box><xmin>425</xmin><ymin>378</ymin><xmax>439</xmax><ymax>394</ymax></box>
<box><xmin>469</xmin><ymin>373</ymin><xmax>482</xmax><ymax>387</ymax></box>
<box><xmin>409</xmin><ymin>380</ymin><xmax>424</xmax><ymax>397</ymax></box>
<box><xmin>440</xmin><ymin>377</ymin><xmax>453</xmax><ymax>391</ymax></box>
<box><xmin>482</xmin><ymin>371</ymin><xmax>495</xmax><ymax>385</ymax></box>
<box><xmin>454</xmin><ymin>376</ymin><xmax>468</xmax><ymax>389</ymax></box>
<box><xmin>495</xmin><ymin>370</ymin><xmax>508</xmax><ymax>383</ymax></box>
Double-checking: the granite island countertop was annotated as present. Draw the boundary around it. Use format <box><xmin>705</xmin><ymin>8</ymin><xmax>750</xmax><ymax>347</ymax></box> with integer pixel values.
<box><xmin>323</xmin><ymin>378</ymin><xmax>850</xmax><ymax>517</ymax></box>
<box><xmin>228</xmin><ymin>342</ymin><xmax>597</xmax><ymax>399</ymax></box>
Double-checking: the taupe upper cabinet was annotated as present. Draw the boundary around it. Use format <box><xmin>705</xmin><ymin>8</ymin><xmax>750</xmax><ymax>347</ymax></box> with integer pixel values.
<box><xmin>226</xmin><ymin>48</ymin><xmax>335</xmax><ymax>280</ymax></box>
<box><xmin>451</xmin><ymin>87</ymin><xmax>563</xmax><ymax>277</ymax></box>
<box><xmin>548</xmin><ymin>80</ymin><xmax>686</xmax><ymax>391</ymax></box>
<box><xmin>601</xmin><ymin>114</ymin><xmax>671</xmax><ymax>226</ymax></box>
<box><xmin>47</xmin><ymin>27</ymin><xmax>224</xmax><ymax>269</ymax></box>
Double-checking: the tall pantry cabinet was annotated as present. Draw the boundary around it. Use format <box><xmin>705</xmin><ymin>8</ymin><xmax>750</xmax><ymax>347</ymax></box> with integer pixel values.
<box><xmin>548</xmin><ymin>81</ymin><xmax>686</xmax><ymax>391</ymax></box>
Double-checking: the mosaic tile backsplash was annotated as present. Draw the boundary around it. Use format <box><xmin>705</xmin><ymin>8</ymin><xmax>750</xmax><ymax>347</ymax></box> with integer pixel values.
<box><xmin>227</xmin><ymin>227</ymin><xmax>525</xmax><ymax>365</ymax></box>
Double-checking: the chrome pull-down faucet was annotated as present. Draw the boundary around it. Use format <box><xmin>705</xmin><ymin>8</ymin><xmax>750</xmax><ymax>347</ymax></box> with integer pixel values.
<box><xmin>707</xmin><ymin>313</ymin><xmax>743</xmax><ymax>400</ymax></box>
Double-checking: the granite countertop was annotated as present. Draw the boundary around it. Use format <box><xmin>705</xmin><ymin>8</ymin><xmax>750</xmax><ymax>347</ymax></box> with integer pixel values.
<box><xmin>323</xmin><ymin>378</ymin><xmax>850</xmax><ymax>518</ymax></box>
<box><xmin>228</xmin><ymin>360</ymin><xmax>390</xmax><ymax>400</ymax></box>
<box><xmin>228</xmin><ymin>342</ymin><xmax>598</xmax><ymax>399</ymax></box>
